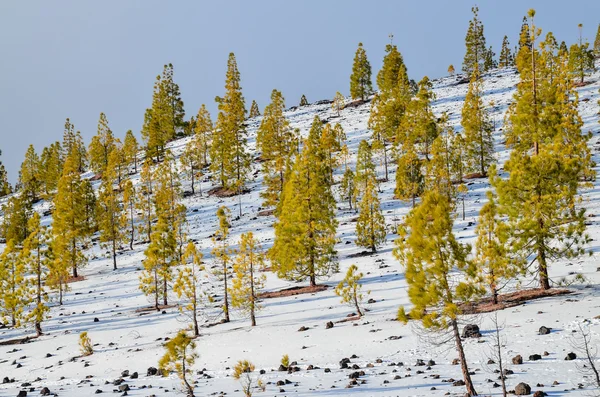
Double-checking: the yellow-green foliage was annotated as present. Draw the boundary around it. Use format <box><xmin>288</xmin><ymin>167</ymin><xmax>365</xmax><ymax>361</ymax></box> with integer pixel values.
<box><xmin>270</xmin><ymin>116</ymin><xmax>338</xmax><ymax>287</ymax></box>
<box><xmin>356</xmin><ymin>172</ymin><xmax>386</xmax><ymax>253</ymax></box>
<box><xmin>174</xmin><ymin>242</ymin><xmax>205</xmax><ymax>336</ymax></box>
<box><xmin>79</xmin><ymin>332</ymin><xmax>93</xmax><ymax>356</ymax></box>
<box><xmin>332</xmin><ymin>91</ymin><xmax>345</xmax><ymax>116</ymax></box>
<box><xmin>210</xmin><ymin>53</ymin><xmax>250</xmax><ymax>190</ymax></box>
<box><xmin>212</xmin><ymin>206</ymin><xmax>233</xmax><ymax>322</ymax></box>
<box><xmin>229</xmin><ymin>232</ymin><xmax>266</xmax><ymax>326</ymax></box>
<box><xmin>0</xmin><ymin>239</ymin><xmax>28</xmax><ymax>327</ymax></box>
<box><xmin>233</xmin><ymin>360</ymin><xmax>258</xmax><ymax>397</ymax></box>
<box><xmin>281</xmin><ymin>354</ymin><xmax>290</xmax><ymax>368</ymax></box>
<box><xmin>334</xmin><ymin>264</ymin><xmax>368</xmax><ymax>317</ymax></box>
<box><xmin>256</xmin><ymin>89</ymin><xmax>296</xmax><ymax>208</ymax></box>
<box><xmin>350</xmin><ymin>42</ymin><xmax>372</xmax><ymax>101</ymax></box>
<box><xmin>159</xmin><ymin>331</ymin><xmax>197</xmax><ymax>396</ymax></box>
<box><xmin>394</xmin><ymin>191</ymin><xmax>483</xmax><ymax>329</ymax></box>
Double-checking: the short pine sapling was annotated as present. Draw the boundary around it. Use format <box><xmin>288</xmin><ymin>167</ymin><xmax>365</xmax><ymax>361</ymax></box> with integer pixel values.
<box><xmin>334</xmin><ymin>264</ymin><xmax>368</xmax><ymax>317</ymax></box>
<box><xmin>159</xmin><ymin>331</ymin><xmax>198</xmax><ymax>397</ymax></box>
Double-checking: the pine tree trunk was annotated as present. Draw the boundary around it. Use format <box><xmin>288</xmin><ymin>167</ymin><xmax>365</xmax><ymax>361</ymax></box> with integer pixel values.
<box><xmin>112</xmin><ymin>239</ymin><xmax>117</xmax><ymax>270</ymax></box>
<box><xmin>154</xmin><ymin>270</ymin><xmax>159</xmax><ymax>311</ymax></box>
<box><xmin>72</xmin><ymin>240</ymin><xmax>78</xmax><ymax>278</ymax></box>
<box><xmin>354</xmin><ymin>294</ymin><xmax>363</xmax><ymax>317</ymax></box>
<box><xmin>538</xmin><ymin>244</ymin><xmax>550</xmax><ymax>290</ymax></box>
<box><xmin>191</xmin><ymin>166</ymin><xmax>195</xmax><ymax>195</ymax></box>
<box><xmin>223</xmin><ymin>262</ymin><xmax>230</xmax><ymax>322</ymax></box>
<box><xmin>452</xmin><ymin>319</ymin><xmax>478</xmax><ymax>396</ymax></box>
<box><xmin>36</xmin><ymin>250</ymin><xmax>43</xmax><ymax>336</ymax></box>
<box><xmin>163</xmin><ymin>276</ymin><xmax>168</xmax><ymax>306</ymax></box>
<box><xmin>250</xmin><ymin>261</ymin><xmax>256</xmax><ymax>327</ymax></box>
<box><xmin>383</xmin><ymin>145</ymin><xmax>388</xmax><ymax>181</ymax></box>
<box><xmin>193</xmin><ymin>302</ymin><xmax>199</xmax><ymax>337</ymax></box>
<box><xmin>130</xmin><ymin>204</ymin><xmax>134</xmax><ymax>250</ymax></box>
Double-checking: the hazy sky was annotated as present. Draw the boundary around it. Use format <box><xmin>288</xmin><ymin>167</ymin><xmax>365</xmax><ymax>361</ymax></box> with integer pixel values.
<box><xmin>1</xmin><ymin>0</ymin><xmax>599</xmax><ymax>183</ymax></box>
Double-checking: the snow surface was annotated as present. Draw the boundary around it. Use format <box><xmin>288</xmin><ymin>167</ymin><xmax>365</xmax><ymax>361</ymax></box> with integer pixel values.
<box><xmin>1</xmin><ymin>64</ymin><xmax>600</xmax><ymax>397</ymax></box>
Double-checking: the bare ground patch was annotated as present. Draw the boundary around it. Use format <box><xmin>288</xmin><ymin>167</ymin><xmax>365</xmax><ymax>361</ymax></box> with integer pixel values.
<box><xmin>260</xmin><ymin>285</ymin><xmax>328</xmax><ymax>299</ymax></box>
<box><xmin>460</xmin><ymin>288</ymin><xmax>573</xmax><ymax>314</ymax></box>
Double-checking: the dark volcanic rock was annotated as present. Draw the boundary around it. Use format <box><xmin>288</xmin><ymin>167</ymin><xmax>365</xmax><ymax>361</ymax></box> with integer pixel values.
<box><xmin>462</xmin><ymin>324</ymin><xmax>482</xmax><ymax>338</ymax></box>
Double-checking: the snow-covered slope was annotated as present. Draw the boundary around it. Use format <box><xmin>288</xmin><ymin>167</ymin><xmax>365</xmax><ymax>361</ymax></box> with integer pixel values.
<box><xmin>1</xmin><ymin>64</ymin><xmax>600</xmax><ymax>397</ymax></box>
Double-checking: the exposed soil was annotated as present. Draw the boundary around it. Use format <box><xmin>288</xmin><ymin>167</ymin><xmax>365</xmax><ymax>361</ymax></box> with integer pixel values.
<box><xmin>260</xmin><ymin>285</ymin><xmax>328</xmax><ymax>299</ymax></box>
<box><xmin>460</xmin><ymin>288</ymin><xmax>573</xmax><ymax>314</ymax></box>
<box><xmin>0</xmin><ymin>336</ymin><xmax>38</xmax><ymax>346</ymax></box>
<box><xmin>66</xmin><ymin>275</ymin><xmax>86</xmax><ymax>284</ymax></box>
<box><xmin>135</xmin><ymin>304</ymin><xmax>177</xmax><ymax>314</ymax></box>
<box><xmin>207</xmin><ymin>186</ymin><xmax>250</xmax><ymax>198</ymax></box>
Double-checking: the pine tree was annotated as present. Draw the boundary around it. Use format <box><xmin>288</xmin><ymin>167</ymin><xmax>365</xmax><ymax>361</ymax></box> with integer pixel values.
<box><xmin>81</xmin><ymin>179</ymin><xmax>97</xmax><ymax>235</ymax></box>
<box><xmin>46</xmin><ymin>236</ymin><xmax>69</xmax><ymax>306</ymax></box>
<box><xmin>448</xmin><ymin>64</ymin><xmax>455</xmax><ymax>75</ymax></box>
<box><xmin>0</xmin><ymin>150</ymin><xmax>11</xmax><ymax>197</ymax></box>
<box><xmin>256</xmin><ymin>89</ymin><xmax>296</xmax><ymax>208</ymax></box>
<box><xmin>122</xmin><ymin>179</ymin><xmax>136</xmax><ymax>250</ymax></box>
<box><xmin>353</xmin><ymin>140</ymin><xmax>377</xmax><ymax>201</ymax></box>
<box><xmin>483</xmin><ymin>45</ymin><xmax>497</xmax><ymax>70</ymax></box>
<box><xmin>21</xmin><ymin>212</ymin><xmax>50</xmax><ymax>335</ymax></box>
<box><xmin>19</xmin><ymin>144</ymin><xmax>41</xmax><ymax>203</ymax></box>
<box><xmin>62</xmin><ymin>119</ymin><xmax>87</xmax><ymax>173</ymax></box>
<box><xmin>53</xmin><ymin>154</ymin><xmax>89</xmax><ymax>279</ymax></box>
<box><xmin>1</xmin><ymin>194</ymin><xmax>31</xmax><ymax>245</ymax></box>
<box><xmin>88</xmin><ymin>112</ymin><xmax>117</xmax><ymax>175</ymax></box>
<box><xmin>395</xmin><ymin>190</ymin><xmax>483</xmax><ymax>396</ymax></box>
<box><xmin>249</xmin><ymin>100</ymin><xmax>260</xmax><ymax>118</ymax></box>
<box><xmin>340</xmin><ymin>167</ymin><xmax>356</xmax><ymax>210</ymax></box>
<box><xmin>499</xmin><ymin>36</ymin><xmax>514</xmax><ymax>68</ymax></box>
<box><xmin>594</xmin><ymin>23</ymin><xmax>600</xmax><ymax>58</ymax></box>
<box><xmin>0</xmin><ymin>239</ymin><xmax>29</xmax><ymax>327</ymax></box>
<box><xmin>461</xmin><ymin>67</ymin><xmax>494</xmax><ymax>176</ymax></box>
<box><xmin>142</xmin><ymin>64</ymin><xmax>185</xmax><ymax>161</ymax></box>
<box><xmin>518</xmin><ymin>16</ymin><xmax>531</xmax><ymax>51</ymax></box>
<box><xmin>474</xmin><ymin>192</ymin><xmax>523</xmax><ymax>304</ymax></box>
<box><xmin>369</xmin><ymin>43</ymin><xmax>411</xmax><ymax>180</ymax></box>
<box><xmin>194</xmin><ymin>104</ymin><xmax>213</xmax><ymax>166</ymax></box>
<box><xmin>123</xmin><ymin>130</ymin><xmax>139</xmax><ymax>173</ymax></box>
<box><xmin>398</xmin><ymin>76</ymin><xmax>437</xmax><ymax>160</ymax></box>
<box><xmin>210</xmin><ymin>53</ymin><xmax>250</xmax><ymax>191</ymax></box>
<box><xmin>174</xmin><ymin>242</ymin><xmax>204</xmax><ymax>336</ymax></box>
<box><xmin>568</xmin><ymin>24</ymin><xmax>595</xmax><ymax>84</ymax></box>
<box><xmin>148</xmin><ymin>151</ymin><xmax>185</xmax><ymax>305</ymax></box>
<box><xmin>159</xmin><ymin>331</ymin><xmax>197</xmax><ymax>397</ymax></box>
<box><xmin>299</xmin><ymin>94</ymin><xmax>309</xmax><ymax>106</ymax></box>
<box><xmin>181</xmin><ymin>134</ymin><xmax>204</xmax><ymax>196</ymax></box>
<box><xmin>494</xmin><ymin>10</ymin><xmax>594</xmax><ymax>290</ymax></box>
<box><xmin>332</xmin><ymin>91</ymin><xmax>345</xmax><ymax>117</ymax></box>
<box><xmin>233</xmin><ymin>360</ymin><xmax>261</xmax><ymax>397</ymax></box>
<box><xmin>320</xmin><ymin>123</ymin><xmax>342</xmax><ymax>182</ymax></box>
<box><xmin>79</xmin><ymin>332</ymin><xmax>94</xmax><ymax>356</ymax></box>
<box><xmin>270</xmin><ymin>116</ymin><xmax>338</xmax><ymax>286</ymax></box>
<box><xmin>96</xmin><ymin>151</ymin><xmax>127</xmax><ymax>270</ymax></box>
<box><xmin>463</xmin><ymin>6</ymin><xmax>488</xmax><ymax>75</ymax></box>
<box><xmin>230</xmin><ymin>232</ymin><xmax>266</xmax><ymax>326</ymax></box>
<box><xmin>350</xmin><ymin>42</ymin><xmax>372</xmax><ymax>101</ymax></box>
<box><xmin>427</xmin><ymin>114</ymin><xmax>461</xmax><ymax>199</ymax></box>
<box><xmin>39</xmin><ymin>142</ymin><xmax>63</xmax><ymax>198</ymax></box>
<box><xmin>355</xmin><ymin>174</ymin><xmax>386</xmax><ymax>252</ymax></box>
<box><xmin>0</xmin><ymin>165</ymin><xmax>11</xmax><ymax>197</ymax></box>
<box><xmin>395</xmin><ymin>147</ymin><xmax>424</xmax><ymax>207</ymax></box>
<box><xmin>212</xmin><ymin>206</ymin><xmax>233</xmax><ymax>322</ymax></box>
<box><xmin>137</xmin><ymin>158</ymin><xmax>155</xmax><ymax>243</ymax></box>
<box><xmin>334</xmin><ymin>264</ymin><xmax>367</xmax><ymax>317</ymax></box>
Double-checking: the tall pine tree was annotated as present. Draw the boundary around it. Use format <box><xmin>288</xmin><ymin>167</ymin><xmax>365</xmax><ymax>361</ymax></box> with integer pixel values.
<box><xmin>350</xmin><ymin>42</ymin><xmax>372</xmax><ymax>101</ymax></box>
<box><xmin>210</xmin><ymin>53</ymin><xmax>250</xmax><ymax>191</ymax></box>
<box><xmin>270</xmin><ymin>116</ymin><xmax>338</xmax><ymax>286</ymax></box>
